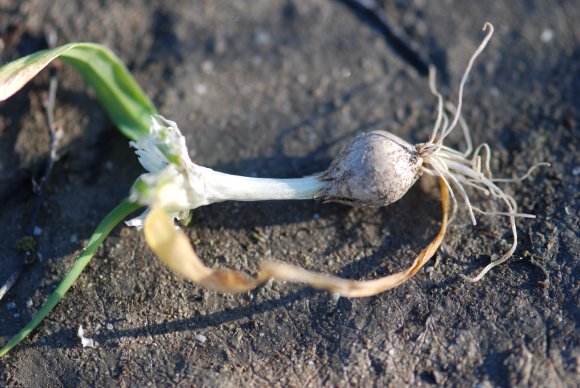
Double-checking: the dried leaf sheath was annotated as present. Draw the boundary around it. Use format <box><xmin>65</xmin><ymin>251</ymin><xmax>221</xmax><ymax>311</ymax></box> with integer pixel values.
<box><xmin>144</xmin><ymin>177</ymin><xmax>449</xmax><ymax>296</ymax></box>
<box><xmin>260</xmin><ymin>177</ymin><xmax>449</xmax><ymax>296</ymax></box>
<box><xmin>144</xmin><ymin>206</ymin><xmax>258</xmax><ymax>293</ymax></box>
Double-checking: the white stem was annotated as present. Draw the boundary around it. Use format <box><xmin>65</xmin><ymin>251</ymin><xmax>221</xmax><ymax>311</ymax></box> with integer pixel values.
<box><xmin>200</xmin><ymin>167</ymin><xmax>327</xmax><ymax>204</ymax></box>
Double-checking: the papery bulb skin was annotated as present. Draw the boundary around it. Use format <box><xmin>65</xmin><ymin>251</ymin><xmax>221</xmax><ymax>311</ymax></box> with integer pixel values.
<box><xmin>317</xmin><ymin>131</ymin><xmax>423</xmax><ymax>207</ymax></box>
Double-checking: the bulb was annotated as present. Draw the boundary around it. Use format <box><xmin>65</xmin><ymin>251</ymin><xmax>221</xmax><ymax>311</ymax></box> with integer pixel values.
<box><xmin>317</xmin><ymin>130</ymin><xmax>423</xmax><ymax>207</ymax></box>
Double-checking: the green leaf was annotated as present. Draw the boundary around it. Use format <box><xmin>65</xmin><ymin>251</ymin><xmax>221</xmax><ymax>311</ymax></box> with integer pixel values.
<box><xmin>0</xmin><ymin>200</ymin><xmax>142</xmax><ymax>357</ymax></box>
<box><xmin>0</xmin><ymin>43</ymin><xmax>156</xmax><ymax>140</ymax></box>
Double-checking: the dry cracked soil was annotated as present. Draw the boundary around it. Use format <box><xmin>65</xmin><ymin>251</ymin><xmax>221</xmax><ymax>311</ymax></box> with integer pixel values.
<box><xmin>0</xmin><ymin>0</ymin><xmax>578</xmax><ymax>386</ymax></box>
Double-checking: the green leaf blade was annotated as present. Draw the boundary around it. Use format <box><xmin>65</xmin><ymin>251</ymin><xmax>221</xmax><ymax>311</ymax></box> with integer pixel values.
<box><xmin>0</xmin><ymin>200</ymin><xmax>142</xmax><ymax>358</ymax></box>
<box><xmin>0</xmin><ymin>43</ymin><xmax>156</xmax><ymax>140</ymax></box>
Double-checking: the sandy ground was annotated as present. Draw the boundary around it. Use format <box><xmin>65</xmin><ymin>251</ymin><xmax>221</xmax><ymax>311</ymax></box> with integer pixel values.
<box><xmin>0</xmin><ymin>0</ymin><xmax>578</xmax><ymax>386</ymax></box>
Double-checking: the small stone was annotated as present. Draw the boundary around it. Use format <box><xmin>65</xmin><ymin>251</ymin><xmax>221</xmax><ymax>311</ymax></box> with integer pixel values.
<box><xmin>201</xmin><ymin>60</ymin><xmax>214</xmax><ymax>74</ymax></box>
<box><xmin>194</xmin><ymin>84</ymin><xmax>207</xmax><ymax>96</ymax></box>
<box><xmin>255</xmin><ymin>30</ymin><xmax>271</xmax><ymax>46</ymax></box>
<box><xmin>78</xmin><ymin>325</ymin><xmax>94</xmax><ymax>348</ymax></box>
<box><xmin>540</xmin><ymin>28</ymin><xmax>554</xmax><ymax>43</ymax></box>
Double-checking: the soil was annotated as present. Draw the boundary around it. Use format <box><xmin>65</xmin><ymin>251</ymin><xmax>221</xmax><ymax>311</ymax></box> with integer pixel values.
<box><xmin>1</xmin><ymin>0</ymin><xmax>578</xmax><ymax>386</ymax></box>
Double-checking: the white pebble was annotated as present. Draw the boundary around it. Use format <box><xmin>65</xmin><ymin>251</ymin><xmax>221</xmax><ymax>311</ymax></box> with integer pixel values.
<box><xmin>78</xmin><ymin>325</ymin><xmax>94</xmax><ymax>348</ymax></box>
<box><xmin>26</xmin><ymin>299</ymin><xmax>33</xmax><ymax>308</ymax></box>
<box><xmin>194</xmin><ymin>84</ymin><xmax>207</xmax><ymax>96</ymax></box>
<box><xmin>195</xmin><ymin>334</ymin><xmax>207</xmax><ymax>343</ymax></box>
<box><xmin>540</xmin><ymin>28</ymin><xmax>554</xmax><ymax>43</ymax></box>
<box><xmin>573</xmin><ymin>166</ymin><xmax>580</xmax><ymax>176</ymax></box>
<box><xmin>255</xmin><ymin>30</ymin><xmax>271</xmax><ymax>46</ymax></box>
<box><xmin>201</xmin><ymin>60</ymin><xmax>214</xmax><ymax>74</ymax></box>
<box><xmin>330</xmin><ymin>292</ymin><xmax>341</xmax><ymax>309</ymax></box>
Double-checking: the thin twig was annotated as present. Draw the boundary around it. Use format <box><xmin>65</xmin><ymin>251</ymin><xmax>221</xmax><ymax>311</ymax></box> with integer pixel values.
<box><xmin>341</xmin><ymin>0</ymin><xmax>431</xmax><ymax>75</ymax></box>
<box><xmin>0</xmin><ymin>29</ymin><xmax>59</xmax><ymax>302</ymax></box>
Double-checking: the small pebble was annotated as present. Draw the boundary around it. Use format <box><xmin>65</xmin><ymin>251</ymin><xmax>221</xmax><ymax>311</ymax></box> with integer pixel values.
<box><xmin>7</xmin><ymin>302</ymin><xmax>16</xmax><ymax>310</ymax></box>
<box><xmin>26</xmin><ymin>299</ymin><xmax>33</xmax><ymax>308</ymax></box>
<box><xmin>255</xmin><ymin>30</ymin><xmax>271</xmax><ymax>46</ymax></box>
<box><xmin>201</xmin><ymin>60</ymin><xmax>214</xmax><ymax>74</ymax></box>
<box><xmin>572</xmin><ymin>166</ymin><xmax>580</xmax><ymax>176</ymax></box>
<box><xmin>195</xmin><ymin>334</ymin><xmax>207</xmax><ymax>343</ymax></box>
<box><xmin>78</xmin><ymin>325</ymin><xmax>94</xmax><ymax>348</ymax></box>
<box><xmin>194</xmin><ymin>84</ymin><xmax>207</xmax><ymax>96</ymax></box>
<box><xmin>540</xmin><ymin>28</ymin><xmax>554</xmax><ymax>43</ymax></box>
<box><xmin>33</xmin><ymin>226</ymin><xmax>42</xmax><ymax>236</ymax></box>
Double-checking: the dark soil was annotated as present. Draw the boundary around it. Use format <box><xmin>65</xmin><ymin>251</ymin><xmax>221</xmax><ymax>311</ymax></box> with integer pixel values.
<box><xmin>1</xmin><ymin>0</ymin><xmax>578</xmax><ymax>386</ymax></box>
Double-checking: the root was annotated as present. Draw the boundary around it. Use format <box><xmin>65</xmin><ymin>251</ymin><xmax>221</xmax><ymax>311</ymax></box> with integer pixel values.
<box><xmin>417</xmin><ymin>22</ymin><xmax>547</xmax><ymax>282</ymax></box>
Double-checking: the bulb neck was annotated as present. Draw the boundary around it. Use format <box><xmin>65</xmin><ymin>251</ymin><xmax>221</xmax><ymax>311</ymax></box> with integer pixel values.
<box><xmin>200</xmin><ymin>167</ymin><xmax>327</xmax><ymax>205</ymax></box>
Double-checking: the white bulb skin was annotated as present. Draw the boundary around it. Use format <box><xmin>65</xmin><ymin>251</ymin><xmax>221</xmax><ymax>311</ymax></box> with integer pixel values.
<box><xmin>317</xmin><ymin>130</ymin><xmax>423</xmax><ymax>207</ymax></box>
